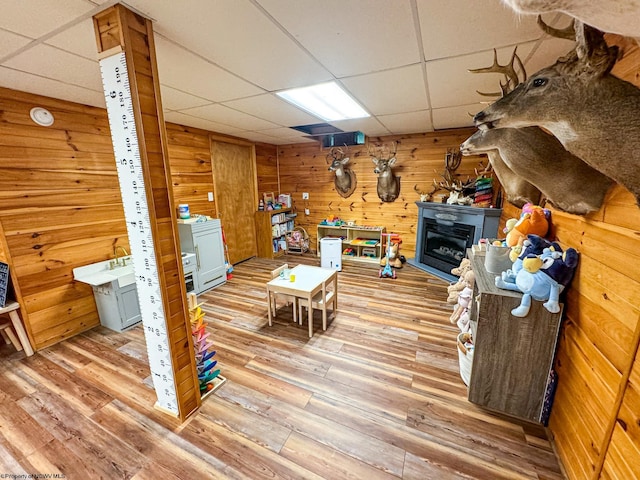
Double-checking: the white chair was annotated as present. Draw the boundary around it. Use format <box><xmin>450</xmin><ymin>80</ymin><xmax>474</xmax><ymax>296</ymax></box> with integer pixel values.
<box><xmin>270</xmin><ymin>264</ymin><xmax>297</xmax><ymax>323</ymax></box>
<box><xmin>297</xmin><ymin>278</ymin><xmax>337</xmax><ymax>333</ymax></box>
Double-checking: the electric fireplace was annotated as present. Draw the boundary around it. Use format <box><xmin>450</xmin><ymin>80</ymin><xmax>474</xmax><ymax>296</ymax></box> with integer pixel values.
<box><xmin>408</xmin><ymin>202</ymin><xmax>501</xmax><ymax>282</ymax></box>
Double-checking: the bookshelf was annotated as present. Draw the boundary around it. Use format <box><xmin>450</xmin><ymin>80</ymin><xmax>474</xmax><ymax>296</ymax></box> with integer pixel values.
<box><xmin>255</xmin><ymin>208</ymin><xmax>295</xmax><ymax>259</ymax></box>
<box><xmin>316</xmin><ymin>224</ymin><xmax>385</xmax><ymax>264</ymax></box>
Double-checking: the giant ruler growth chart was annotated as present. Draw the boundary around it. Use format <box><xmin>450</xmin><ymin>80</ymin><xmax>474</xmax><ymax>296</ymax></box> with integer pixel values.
<box><xmin>99</xmin><ymin>50</ymin><xmax>179</xmax><ymax>414</ymax></box>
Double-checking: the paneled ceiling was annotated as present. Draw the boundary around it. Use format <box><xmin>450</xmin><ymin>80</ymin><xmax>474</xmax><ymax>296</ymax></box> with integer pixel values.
<box><xmin>0</xmin><ymin>0</ymin><xmax>575</xmax><ymax>144</ymax></box>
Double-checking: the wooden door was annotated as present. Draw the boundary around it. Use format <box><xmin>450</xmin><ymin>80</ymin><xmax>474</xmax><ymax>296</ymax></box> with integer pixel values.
<box><xmin>210</xmin><ymin>137</ymin><xmax>257</xmax><ymax>264</ymax></box>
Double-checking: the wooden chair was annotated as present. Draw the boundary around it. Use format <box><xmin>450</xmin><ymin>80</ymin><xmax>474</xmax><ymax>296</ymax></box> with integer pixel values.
<box><xmin>270</xmin><ymin>264</ymin><xmax>297</xmax><ymax>323</ymax></box>
<box><xmin>0</xmin><ymin>300</ymin><xmax>34</xmax><ymax>356</ymax></box>
<box><xmin>297</xmin><ymin>277</ymin><xmax>337</xmax><ymax>333</ymax></box>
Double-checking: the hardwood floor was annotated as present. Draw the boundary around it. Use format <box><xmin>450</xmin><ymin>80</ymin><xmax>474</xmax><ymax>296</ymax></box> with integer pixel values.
<box><xmin>0</xmin><ymin>255</ymin><xmax>565</xmax><ymax>479</ymax></box>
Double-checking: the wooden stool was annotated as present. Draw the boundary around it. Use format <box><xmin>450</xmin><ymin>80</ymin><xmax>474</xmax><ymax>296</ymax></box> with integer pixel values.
<box><xmin>0</xmin><ymin>301</ymin><xmax>34</xmax><ymax>356</ymax></box>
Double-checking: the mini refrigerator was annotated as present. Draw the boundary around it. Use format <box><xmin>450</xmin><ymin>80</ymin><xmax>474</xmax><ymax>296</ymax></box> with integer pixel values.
<box><xmin>320</xmin><ymin>237</ymin><xmax>342</xmax><ymax>271</ymax></box>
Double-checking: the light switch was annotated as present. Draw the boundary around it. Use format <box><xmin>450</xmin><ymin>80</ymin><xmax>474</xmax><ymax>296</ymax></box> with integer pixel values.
<box><xmin>302</xmin><ymin>192</ymin><xmax>309</xmax><ymax>200</ymax></box>
<box><xmin>305</xmin><ymin>208</ymin><xmax>310</xmax><ymax>215</ymax></box>
<box><xmin>207</xmin><ymin>192</ymin><xmax>214</xmax><ymax>201</ymax></box>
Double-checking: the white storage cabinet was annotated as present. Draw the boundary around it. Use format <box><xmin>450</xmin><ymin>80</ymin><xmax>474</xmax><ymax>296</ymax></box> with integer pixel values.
<box><xmin>178</xmin><ymin>219</ymin><xmax>226</xmax><ymax>294</ymax></box>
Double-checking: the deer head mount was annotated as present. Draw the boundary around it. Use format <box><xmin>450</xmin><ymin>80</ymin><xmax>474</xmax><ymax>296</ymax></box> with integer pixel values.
<box><xmin>461</xmin><ymin>128</ymin><xmax>613</xmax><ymax>214</ymax></box>
<box><xmin>474</xmin><ymin>18</ymin><xmax>640</xmax><ymax>204</ymax></box>
<box><xmin>501</xmin><ymin>0</ymin><xmax>640</xmax><ymax>40</ymax></box>
<box><xmin>369</xmin><ymin>142</ymin><xmax>401</xmax><ymax>202</ymax></box>
<box><xmin>326</xmin><ymin>146</ymin><xmax>357</xmax><ymax>198</ymax></box>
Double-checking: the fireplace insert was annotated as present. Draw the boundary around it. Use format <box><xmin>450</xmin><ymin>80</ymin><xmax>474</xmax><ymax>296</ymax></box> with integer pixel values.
<box><xmin>420</xmin><ymin>218</ymin><xmax>475</xmax><ymax>274</ymax></box>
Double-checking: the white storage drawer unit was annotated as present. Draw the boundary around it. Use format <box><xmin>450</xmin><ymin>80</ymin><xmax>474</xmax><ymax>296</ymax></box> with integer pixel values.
<box><xmin>178</xmin><ymin>219</ymin><xmax>227</xmax><ymax>294</ymax></box>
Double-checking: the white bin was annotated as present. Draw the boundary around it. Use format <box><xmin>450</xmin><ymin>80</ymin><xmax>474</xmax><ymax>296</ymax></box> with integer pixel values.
<box><xmin>320</xmin><ymin>237</ymin><xmax>342</xmax><ymax>271</ymax></box>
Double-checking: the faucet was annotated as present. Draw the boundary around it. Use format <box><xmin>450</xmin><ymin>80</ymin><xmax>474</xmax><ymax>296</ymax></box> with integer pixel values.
<box><xmin>112</xmin><ymin>246</ymin><xmax>129</xmax><ymax>268</ymax></box>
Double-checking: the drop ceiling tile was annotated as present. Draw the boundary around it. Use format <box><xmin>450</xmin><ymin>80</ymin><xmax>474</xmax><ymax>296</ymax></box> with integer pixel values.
<box><xmin>154</xmin><ymin>36</ymin><xmax>263</xmax><ymax>102</ymax></box>
<box><xmin>426</xmin><ymin>43</ymin><xmax>536</xmax><ymax>109</ymax></box>
<box><xmin>179</xmin><ymin>103</ymin><xmax>280</xmax><ymax>131</ymax></box>
<box><xmin>378</xmin><ymin>110</ymin><xmax>433</xmax><ymax>135</ymax></box>
<box><xmin>160</xmin><ymin>85</ymin><xmax>211</xmax><ymax>111</ymax></box>
<box><xmin>341</xmin><ymin>65</ymin><xmax>429</xmax><ymax>116</ymax></box>
<box><xmin>3</xmin><ymin>44</ymin><xmax>102</xmax><ymax>91</ymax></box>
<box><xmin>377</xmin><ymin>111</ymin><xmax>433</xmax><ymax>135</ymax></box>
<box><xmin>0</xmin><ymin>0</ymin><xmax>95</xmax><ymax>38</ymax></box>
<box><xmin>222</xmin><ymin>94</ymin><xmax>320</xmax><ymax>127</ymax></box>
<box><xmin>163</xmin><ymin>111</ymin><xmax>244</xmax><ymax>135</ymax></box>
<box><xmin>0</xmin><ymin>66</ymin><xmax>104</xmax><ymax>108</ymax></box>
<box><xmin>432</xmin><ymin>104</ymin><xmax>478</xmax><ymax>131</ymax></box>
<box><xmin>0</xmin><ymin>29</ymin><xmax>32</xmax><ymax>60</ymax></box>
<box><xmin>45</xmin><ymin>18</ymin><xmax>98</xmax><ymax>61</ymax></box>
<box><xmin>522</xmin><ymin>37</ymin><xmax>577</xmax><ymax>75</ymax></box>
<box><xmin>236</xmin><ymin>129</ymin><xmax>305</xmax><ymax>145</ymax></box>
<box><xmin>256</xmin><ymin>0</ymin><xmax>420</xmax><ymax>77</ymax></box>
<box><xmin>255</xmin><ymin>126</ymin><xmax>315</xmax><ymax>141</ymax></box>
<box><xmin>417</xmin><ymin>0</ymin><xmax>543</xmax><ymax>61</ymax></box>
<box><xmin>330</xmin><ymin>117</ymin><xmax>391</xmax><ymax>137</ymax></box>
<box><xmin>127</xmin><ymin>0</ymin><xmax>333</xmax><ymax>91</ymax></box>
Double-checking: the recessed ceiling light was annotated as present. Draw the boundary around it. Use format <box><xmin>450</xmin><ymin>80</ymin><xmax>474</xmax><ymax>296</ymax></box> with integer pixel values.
<box><xmin>30</xmin><ymin>107</ymin><xmax>54</xmax><ymax>127</ymax></box>
<box><xmin>276</xmin><ymin>82</ymin><xmax>369</xmax><ymax>122</ymax></box>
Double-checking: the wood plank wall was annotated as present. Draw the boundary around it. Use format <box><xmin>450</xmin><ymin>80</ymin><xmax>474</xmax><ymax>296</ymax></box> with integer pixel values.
<box><xmin>272</xmin><ymin>131</ymin><xmax>487</xmax><ymax>258</ymax></box>
<box><xmin>0</xmin><ymin>88</ymin><xmax>127</xmax><ymax>350</ymax></box>
<box><xmin>545</xmin><ymin>35</ymin><xmax>640</xmax><ymax>480</ymax></box>
<box><xmin>0</xmin><ymin>89</ymin><xmax>220</xmax><ymax>351</ymax></box>
<box><xmin>166</xmin><ymin>123</ymin><xmax>217</xmax><ymax>219</ymax></box>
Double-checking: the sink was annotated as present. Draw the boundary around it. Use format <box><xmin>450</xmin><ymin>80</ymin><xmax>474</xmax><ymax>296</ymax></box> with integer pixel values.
<box><xmin>73</xmin><ymin>256</ymin><xmax>136</xmax><ymax>287</ymax></box>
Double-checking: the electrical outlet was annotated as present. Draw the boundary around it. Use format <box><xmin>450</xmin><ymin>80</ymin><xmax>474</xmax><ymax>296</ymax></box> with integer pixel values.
<box><xmin>304</xmin><ymin>208</ymin><xmax>310</xmax><ymax>215</ymax></box>
<box><xmin>302</xmin><ymin>192</ymin><xmax>309</xmax><ymax>200</ymax></box>
<box><xmin>207</xmin><ymin>192</ymin><xmax>213</xmax><ymax>201</ymax></box>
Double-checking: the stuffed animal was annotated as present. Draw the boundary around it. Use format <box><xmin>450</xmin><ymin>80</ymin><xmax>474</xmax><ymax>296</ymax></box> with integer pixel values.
<box><xmin>450</xmin><ymin>270</ymin><xmax>475</xmax><ymax>326</ymax></box>
<box><xmin>448</xmin><ymin>269</ymin><xmax>474</xmax><ymax>304</ymax></box>
<box><xmin>496</xmin><ymin>235</ymin><xmax>560</xmax><ymax>288</ymax></box>
<box><xmin>447</xmin><ymin>259</ymin><xmax>473</xmax><ymax>304</ymax></box>
<box><xmin>496</xmin><ymin>247</ymin><xmax>579</xmax><ymax>317</ymax></box>
<box><xmin>506</xmin><ymin>205</ymin><xmax>550</xmax><ymax>247</ymax></box>
<box><xmin>451</xmin><ymin>257</ymin><xmax>471</xmax><ymax>276</ymax></box>
<box><xmin>380</xmin><ymin>241</ymin><xmax>402</xmax><ymax>268</ymax></box>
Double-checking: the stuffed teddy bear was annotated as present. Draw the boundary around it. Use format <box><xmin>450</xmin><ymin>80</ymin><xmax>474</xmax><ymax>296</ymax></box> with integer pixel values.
<box><xmin>380</xmin><ymin>241</ymin><xmax>402</xmax><ymax>268</ymax></box>
<box><xmin>450</xmin><ymin>270</ymin><xmax>475</xmax><ymax>326</ymax></box>
<box><xmin>447</xmin><ymin>269</ymin><xmax>474</xmax><ymax>304</ymax></box>
<box><xmin>506</xmin><ymin>205</ymin><xmax>550</xmax><ymax>247</ymax></box>
<box><xmin>496</xmin><ymin>247</ymin><xmax>579</xmax><ymax>317</ymax></box>
<box><xmin>447</xmin><ymin>259</ymin><xmax>473</xmax><ymax>304</ymax></box>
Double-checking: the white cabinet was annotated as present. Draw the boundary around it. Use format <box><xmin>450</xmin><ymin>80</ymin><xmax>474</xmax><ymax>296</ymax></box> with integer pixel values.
<box><xmin>178</xmin><ymin>220</ymin><xmax>226</xmax><ymax>294</ymax></box>
<box><xmin>92</xmin><ymin>281</ymin><xmax>141</xmax><ymax>332</ymax></box>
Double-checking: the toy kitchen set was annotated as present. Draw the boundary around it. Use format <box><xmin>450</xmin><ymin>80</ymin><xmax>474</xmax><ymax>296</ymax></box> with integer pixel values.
<box><xmin>73</xmin><ymin>213</ymin><xmax>226</xmax><ymax>332</ymax></box>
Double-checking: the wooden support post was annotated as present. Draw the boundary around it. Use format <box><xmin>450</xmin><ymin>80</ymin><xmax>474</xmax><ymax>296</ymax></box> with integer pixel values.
<box><xmin>93</xmin><ymin>4</ymin><xmax>200</xmax><ymax>421</ymax></box>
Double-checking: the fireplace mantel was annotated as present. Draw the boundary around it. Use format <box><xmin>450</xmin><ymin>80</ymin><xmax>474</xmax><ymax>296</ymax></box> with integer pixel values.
<box><xmin>408</xmin><ymin>202</ymin><xmax>502</xmax><ymax>282</ymax></box>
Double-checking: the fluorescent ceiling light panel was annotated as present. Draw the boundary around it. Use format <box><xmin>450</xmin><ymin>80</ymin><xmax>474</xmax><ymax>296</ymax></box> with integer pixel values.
<box><xmin>277</xmin><ymin>82</ymin><xmax>369</xmax><ymax>121</ymax></box>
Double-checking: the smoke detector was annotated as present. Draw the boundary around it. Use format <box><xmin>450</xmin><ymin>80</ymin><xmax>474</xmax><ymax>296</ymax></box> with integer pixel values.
<box><xmin>30</xmin><ymin>107</ymin><xmax>54</xmax><ymax>127</ymax></box>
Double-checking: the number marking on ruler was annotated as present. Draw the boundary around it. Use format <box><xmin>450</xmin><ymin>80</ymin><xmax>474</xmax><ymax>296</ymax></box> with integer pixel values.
<box><xmin>99</xmin><ymin>51</ymin><xmax>178</xmax><ymax>414</ymax></box>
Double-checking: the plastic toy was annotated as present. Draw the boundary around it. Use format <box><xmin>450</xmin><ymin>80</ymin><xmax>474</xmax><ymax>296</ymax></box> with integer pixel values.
<box><xmin>379</xmin><ymin>233</ymin><xmax>397</xmax><ymax>279</ymax></box>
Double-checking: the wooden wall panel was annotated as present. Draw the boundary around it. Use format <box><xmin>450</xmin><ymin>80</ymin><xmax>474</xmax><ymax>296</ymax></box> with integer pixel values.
<box><xmin>166</xmin><ymin>122</ymin><xmax>216</xmax><ymax>218</ymax></box>
<box><xmin>276</xmin><ymin>130</ymin><xmax>487</xmax><ymax>259</ymax></box>
<box><xmin>543</xmin><ymin>35</ymin><xmax>640</xmax><ymax>480</ymax></box>
<box><xmin>255</xmin><ymin>142</ymin><xmax>279</xmax><ymax>197</ymax></box>
<box><xmin>0</xmin><ymin>87</ymin><xmax>128</xmax><ymax>349</ymax></box>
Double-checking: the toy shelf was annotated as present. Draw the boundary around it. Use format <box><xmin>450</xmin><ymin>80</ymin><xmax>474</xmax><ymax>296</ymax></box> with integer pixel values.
<box><xmin>317</xmin><ymin>224</ymin><xmax>385</xmax><ymax>264</ymax></box>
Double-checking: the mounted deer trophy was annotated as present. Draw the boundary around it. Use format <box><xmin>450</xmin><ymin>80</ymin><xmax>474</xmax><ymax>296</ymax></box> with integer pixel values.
<box><xmin>326</xmin><ymin>146</ymin><xmax>357</xmax><ymax>198</ymax></box>
<box><xmin>474</xmin><ymin>18</ymin><xmax>640</xmax><ymax>205</ymax></box>
<box><xmin>465</xmin><ymin>44</ymin><xmax>613</xmax><ymax>214</ymax></box>
<box><xmin>461</xmin><ymin>128</ymin><xmax>613</xmax><ymax>214</ymax></box>
<box><xmin>369</xmin><ymin>142</ymin><xmax>401</xmax><ymax>202</ymax></box>
<box><xmin>501</xmin><ymin>0</ymin><xmax>640</xmax><ymax>40</ymax></box>
<box><xmin>434</xmin><ymin>148</ymin><xmax>476</xmax><ymax>205</ymax></box>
